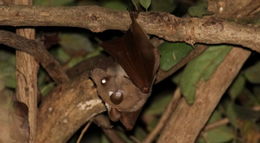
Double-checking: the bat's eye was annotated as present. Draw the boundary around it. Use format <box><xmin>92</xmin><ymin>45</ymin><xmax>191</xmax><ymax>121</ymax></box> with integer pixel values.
<box><xmin>101</xmin><ymin>77</ymin><xmax>108</xmax><ymax>85</ymax></box>
<box><xmin>142</xmin><ymin>87</ymin><xmax>150</xmax><ymax>93</ymax></box>
<box><xmin>110</xmin><ymin>91</ymin><xmax>123</xmax><ymax>105</ymax></box>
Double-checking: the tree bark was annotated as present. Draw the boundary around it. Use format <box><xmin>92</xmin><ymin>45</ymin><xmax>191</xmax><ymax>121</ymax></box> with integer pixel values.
<box><xmin>0</xmin><ymin>6</ymin><xmax>259</xmax><ymax>52</ymax></box>
<box><xmin>35</xmin><ymin>73</ymin><xmax>105</xmax><ymax>143</ymax></box>
<box><xmin>14</xmin><ymin>0</ymin><xmax>38</xmax><ymax>142</ymax></box>
<box><xmin>158</xmin><ymin>0</ymin><xmax>255</xmax><ymax>142</ymax></box>
<box><xmin>157</xmin><ymin>47</ymin><xmax>250</xmax><ymax>143</ymax></box>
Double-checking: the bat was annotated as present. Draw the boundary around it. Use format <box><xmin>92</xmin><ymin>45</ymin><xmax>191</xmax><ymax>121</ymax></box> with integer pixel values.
<box><xmin>0</xmin><ymin>18</ymin><xmax>159</xmax><ymax>131</ymax></box>
<box><xmin>90</xmin><ymin>12</ymin><xmax>160</xmax><ymax>130</ymax></box>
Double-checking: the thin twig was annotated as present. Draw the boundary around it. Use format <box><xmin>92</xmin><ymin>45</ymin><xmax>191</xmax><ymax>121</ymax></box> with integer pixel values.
<box><xmin>143</xmin><ymin>88</ymin><xmax>182</xmax><ymax>143</ymax></box>
<box><xmin>77</xmin><ymin>121</ymin><xmax>92</xmax><ymax>143</ymax></box>
<box><xmin>252</xmin><ymin>106</ymin><xmax>260</xmax><ymax>111</ymax></box>
<box><xmin>130</xmin><ymin>136</ymin><xmax>142</xmax><ymax>143</ymax></box>
<box><xmin>203</xmin><ymin>118</ymin><xmax>229</xmax><ymax>132</ymax></box>
<box><xmin>200</xmin><ymin>118</ymin><xmax>230</xmax><ymax>143</ymax></box>
<box><xmin>201</xmin><ymin>133</ymin><xmax>210</xmax><ymax>143</ymax></box>
<box><xmin>93</xmin><ymin>115</ymin><xmax>126</xmax><ymax>143</ymax></box>
<box><xmin>102</xmin><ymin>128</ymin><xmax>126</xmax><ymax>143</ymax></box>
<box><xmin>203</xmin><ymin>105</ymin><xmax>260</xmax><ymax>132</ymax></box>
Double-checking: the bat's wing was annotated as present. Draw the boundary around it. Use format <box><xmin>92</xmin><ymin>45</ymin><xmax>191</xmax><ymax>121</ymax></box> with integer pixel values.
<box><xmin>101</xmin><ymin>15</ymin><xmax>159</xmax><ymax>93</ymax></box>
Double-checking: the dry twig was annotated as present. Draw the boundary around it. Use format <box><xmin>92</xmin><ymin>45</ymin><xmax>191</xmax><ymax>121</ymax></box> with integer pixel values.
<box><xmin>143</xmin><ymin>88</ymin><xmax>181</xmax><ymax>143</ymax></box>
<box><xmin>76</xmin><ymin>121</ymin><xmax>92</xmax><ymax>143</ymax></box>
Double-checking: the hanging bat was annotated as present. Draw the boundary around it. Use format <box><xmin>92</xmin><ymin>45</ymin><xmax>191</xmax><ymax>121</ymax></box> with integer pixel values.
<box><xmin>0</xmin><ymin>12</ymin><xmax>158</xmax><ymax>130</ymax></box>
<box><xmin>90</xmin><ymin>13</ymin><xmax>160</xmax><ymax>130</ymax></box>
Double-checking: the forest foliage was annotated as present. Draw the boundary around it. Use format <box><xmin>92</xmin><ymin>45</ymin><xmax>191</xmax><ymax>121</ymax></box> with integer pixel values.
<box><xmin>0</xmin><ymin>0</ymin><xmax>259</xmax><ymax>143</ymax></box>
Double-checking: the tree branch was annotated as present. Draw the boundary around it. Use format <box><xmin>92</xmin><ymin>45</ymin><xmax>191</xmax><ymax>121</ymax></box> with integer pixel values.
<box><xmin>0</xmin><ymin>30</ymin><xmax>69</xmax><ymax>83</ymax></box>
<box><xmin>0</xmin><ymin>4</ymin><xmax>258</xmax><ymax>143</ymax></box>
<box><xmin>0</xmin><ymin>5</ymin><xmax>259</xmax><ymax>52</ymax></box>
<box><xmin>157</xmin><ymin>47</ymin><xmax>250</xmax><ymax>143</ymax></box>
<box><xmin>157</xmin><ymin>0</ymin><xmax>256</xmax><ymax>142</ymax></box>
<box><xmin>13</xmin><ymin>0</ymin><xmax>37</xmax><ymax>142</ymax></box>
<box><xmin>36</xmin><ymin>74</ymin><xmax>105</xmax><ymax>143</ymax></box>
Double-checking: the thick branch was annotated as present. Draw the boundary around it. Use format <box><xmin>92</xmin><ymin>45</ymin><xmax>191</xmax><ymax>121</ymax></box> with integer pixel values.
<box><xmin>36</xmin><ymin>74</ymin><xmax>106</xmax><ymax>143</ymax></box>
<box><xmin>208</xmin><ymin>0</ymin><xmax>260</xmax><ymax>19</ymax></box>
<box><xmin>15</xmin><ymin>29</ymin><xmax>38</xmax><ymax>143</ymax></box>
<box><xmin>0</xmin><ymin>30</ymin><xmax>106</xmax><ymax>143</ymax></box>
<box><xmin>157</xmin><ymin>48</ymin><xmax>250</xmax><ymax>143</ymax></box>
<box><xmin>13</xmin><ymin>0</ymin><xmax>37</xmax><ymax>142</ymax></box>
<box><xmin>0</xmin><ymin>6</ymin><xmax>259</xmax><ymax>52</ymax></box>
<box><xmin>157</xmin><ymin>1</ymin><xmax>255</xmax><ymax>142</ymax></box>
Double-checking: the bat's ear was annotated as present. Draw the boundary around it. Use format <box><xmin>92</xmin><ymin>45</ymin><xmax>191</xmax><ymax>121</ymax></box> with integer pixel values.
<box><xmin>120</xmin><ymin>109</ymin><xmax>142</xmax><ymax>130</ymax></box>
<box><xmin>91</xmin><ymin>68</ymin><xmax>105</xmax><ymax>76</ymax></box>
<box><xmin>108</xmin><ymin>108</ymin><xmax>121</xmax><ymax>122</ymax></box>
<box><xmin>90</xmin><ymin>68</ymin><xmax>106</xmax><ymax>81</ymax></box>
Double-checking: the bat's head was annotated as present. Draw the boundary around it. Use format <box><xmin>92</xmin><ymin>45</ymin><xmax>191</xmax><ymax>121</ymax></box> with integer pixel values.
<box><xmin>94</xmin><ymin>12</ymin><xmax>160</xmax><ymax>130</ymax></box>
<box><xmin>91</xmin><ymin>65</ymin><xmax>149</xmax><ymax>130</ymax></box>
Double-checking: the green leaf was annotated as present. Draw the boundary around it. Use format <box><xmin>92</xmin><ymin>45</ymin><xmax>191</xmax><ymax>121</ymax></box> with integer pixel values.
<box><xmin>233</xmin><ymin>105</ymin><xmax>260</xmax><ymax>121</ymax></box>
<box><xmin>100</xmin><ymin>135</ymin><xmax>110</xmax><ymax>143</ymax></box>
<box><xmin>116</xmin><ymin>129</ymin><xmax>133</xmax><ymax>143</ymax></box>
<box><xmin>139</xmin><ymin>0</ymin><xmax>151</xmax><ymax>10</ymax></box>
<box><xmin>188</xmin><ymin>0</ymin><xmax>209</xmax><ymax>17</ymax></box>
<box><xmin>55</xmin><ymin>48</ymin><xmax>71</xmax><ymax>63</ymax></box>
<box><xmin>226</xmin><ymin>103</ymin><xmax>260</xmax><ymax>129</ymax></box>
<box><xmin>102</xmin><ymin>0</ymin><xmax>127</xmax><ymax>11</ymax></box>
<box><xmin>143</xmin><ymin>94</ymin><xmax>172</xmax><ymax>115</ymax></box>
<box><xmin>204</xmin><ymin>126</ymin><xmax>234</xmax><ymax>143</ymax></box>
<box><xmin>208</xmin><ymin>110</ymin><xmax>222</xmax><ymax>123</ymax></box>
<box><xmin>151</xmin><ymin>0</ymin><xmax>176</xmax><ymax>12</ymax></box>
<box><xmin>228</xmin><ymin>75</ymin><xmax>246</xmax><ymax>100</ymax></box>
<box><xmin>146</xmin><ymin>118</ymin><xmax>159</xmax><ymax>131</ymax></box>
<box><xmin>253</xmin><ymin>86</ymin><xmax>260</xmax><ymax>98</ymax></box>
<box><xmin>134</xmin><ymin>127</ymin><xmax>147</xmax><ymax>140</ymax></box>
<box><xmin>159</xmin><ymin>42</ymin><xmax>193</xmax><ymax>71</ymax></box>
<box><xmin>0</xmin><ymin>77</ymin><xmax>4</xmax><ymax>91</ymax></box>
<box><xmin>171</xmin><ymin>71</ymin><xmax>182</xmax><ymax>84</ymax></box>
<box><xmin>143</xmin><ymin>93</ymin><xmax>172</xmax><ymax>131</ymax></box>
<box><xmin>252</xmin><ymin>17</ymin><xmax>260</xmax><ymax>25</ymax></box>
<box><xmin>67</xmin><ymin>47</ymin><xmax>103</xmax><ymax>68</ymax></box>
<box><xmin>244</xmin><ymin>61</ymin><xmax>260</xmax><ymax>84</ymax></box>
<box><xmin>59</xmin><ymin>33</ymin><xmax>94</xmax><ymax>57</ymax></box>
<box><xmin>197</xmin><ymin>137</ymin><xmax>206</xmax><ymax>143</ymax></box>
<box><xmin>34</xmin><ymin>0</ymin><xmax>74</xmax><ymax>6</ymax></box>
<box><xmin>180</xmin><ymin>45</ymin><xmax>232</xmax><ymax>104</ymax></box>
<box><xmin>203</xmin><ymin>109</ymin><xmax>234</xmax><ymax>143</ymax></box>
<box><xmin>239</xmin><ymin>88</ymin><xmax>259</xmax><ymax>106</ymax></box>
<box><xmin>0</xmin><ymin>49</ymin><xmax>16</xmax><ymax>88</ymax></box>
<box><xmin>226</xmin><ymin>102</ymin><xmax>244</xmax><ymax>128</ymax></box>
<box><xmin>40</xmin><ymin>83</ymin><xmax>55</xmax><ymax>96</ymax></box>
